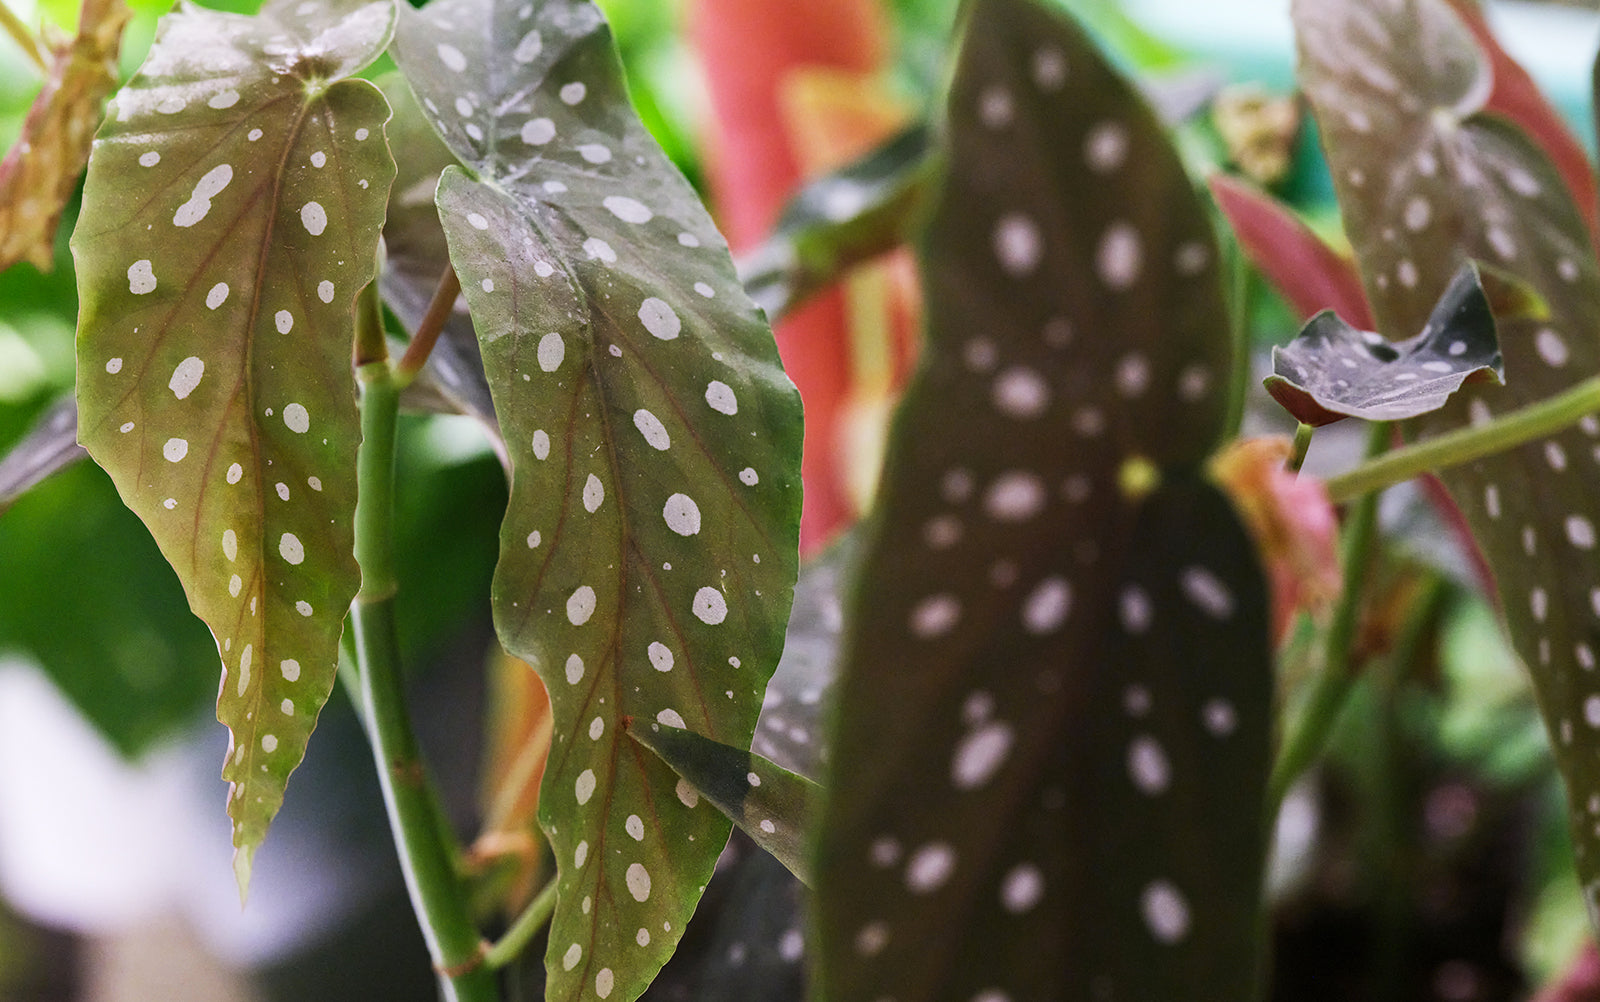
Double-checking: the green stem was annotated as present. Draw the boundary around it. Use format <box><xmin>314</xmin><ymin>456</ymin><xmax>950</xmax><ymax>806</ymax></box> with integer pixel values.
<box><xmin>353</xmin><ymin>362</ymin><xmax>497</xmax><ymax>1002</ymax></box>
<box><xmin>1324</xmin><ymin>375</ymin><xmax>1600</xmax><ymax>502</ymax></box>
<box><xmin>1267</xmin><ymin>421</ymin><xmax>1387</xmax><ymax>811</ymax></box>
<box><xmin>0</xmin><ymin>2</ymin><xmax>48</xmax><ymax>75</ymax></box>
<box><xmin>484</xmin><ymin>878</ymin><xmax>558</xmax><ymax>970</ymax></box>
<box><xmin>1286</xmin><ymin>421</ymin><xmax>1314</xmax><ymax>475</ymax></box>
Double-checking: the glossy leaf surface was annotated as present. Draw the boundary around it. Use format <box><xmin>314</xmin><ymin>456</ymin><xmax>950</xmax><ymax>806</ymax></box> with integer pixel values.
<box><xmin>0</xmin><ymin>396</ymin><xmax>84</xmax><ymax>513</ymax></box>
<box><xmin>72</xmin><ymin>0</ymin><xmax>396</xmax><ymax>889</ymax></box>
<box><xmin>391</xmin><ymin>0</ymin><xmax>804</xmax><ymax>996</ymax></box>
<box><xmin>1265</xmin><ymin>263</ymin><xmax>1503</xmax><ymax>426</ymax></box>
<box><xmin>738</xmin><ymin>124</ymin><xmax>935</xmax><ymax>322</ymax></box>
<box><xmin>628</xmin><ymin>720</ymin><xmax>817</xmax><ymax>885</ymax></box>
<box><xmin>0</xmin><ymin>0</ymin><xmax>128</xmax><ymax>272</ymax></box>
<box><xmin>812</xmin><ymin>1</ymin><xmax>1272</xmax><ymax>999</ymax></box>
<box><xmin>1295</xmin><ymin>0</ymin><xmax>1600</xmax><ymax>915</ymax></box>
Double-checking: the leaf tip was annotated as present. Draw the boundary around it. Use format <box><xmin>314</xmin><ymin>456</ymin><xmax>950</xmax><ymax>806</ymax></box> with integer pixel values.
<box><xmin>232</xmin><ymin>842</ymin><xmax>257</xmax><ymax>906</ymax></box>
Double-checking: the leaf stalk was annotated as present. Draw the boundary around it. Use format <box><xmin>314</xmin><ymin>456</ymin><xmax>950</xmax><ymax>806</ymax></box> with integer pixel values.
<box><xmin>1268</xmin><ymin>421</ymin><xmax>1387</xmax><ymax>811</ymax></box>
<box><xmin>1286</xmin><ymin>421</ymin><xmax>1314</xmax><ymax>475</ymax></box>
<box><xmin>396</xmin><ymin>265</ymin><xmax>461</xmax><ymax>385</ymax></box>
<box><xmin>353</xmin><ymin>361</ymin><xmax>498</xmax><ymax>1002</ymax></box>
<box><xmin>484</xmin><ymin>878</ymin><xmax>558</xmax><ymax>969</ymax></box>
<box><xmin>1324</xmin><ymin>375</ymin><xmax>1600</xmax><ymax>502</ymax></box>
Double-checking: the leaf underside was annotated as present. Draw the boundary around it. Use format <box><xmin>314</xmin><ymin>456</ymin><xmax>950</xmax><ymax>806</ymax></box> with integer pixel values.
<box><xmin>628</xmin><ymin>720</ymin><xmax>817</xmax><ymax>886</ymax></box>
<box><xmin>1265</xmin><ymin>262</ymin><xmax>1503</xmax><ymax>426</ymax></box>
<box><xmin>811</xmin><ymin>2</ymin><xmax>1272</xmax><ymax>1000</ymax></box>
<box><xmin>0</xmin><ymin>396</ymin><xmax>85</xmax><ymax>513</ymax></box>
<box><xmin>375</xmin><ymin>72</ymin><xmax>502</xmax><ymax>450</ymax></box>
<box><xmin>1294</xmin><ymin>0</ymin><xmax>1600</xmax><ymax>921</ymax></box>
<box><xmin>737</xmin><ymin>124</ymin><xmax>936</xmax><ymax>323</ymax></box>
<box><xmin>390</xmin><ymin>0</ymin><xmax>804</xmax><ymax>998</ymax></box>
<box><xmin>0</xmin><ymin>0</ymin><xmax>129</xmax><ymax>273</ymax></box>
<box><xmin>752</xmin><ymin>534</ymin><xmax>856</xmax><ymax>779</ymax></box>
<box><xmin>72</xmin><ymin>0</ymin><xmax>397</xmax><ymax>890</ymax></box>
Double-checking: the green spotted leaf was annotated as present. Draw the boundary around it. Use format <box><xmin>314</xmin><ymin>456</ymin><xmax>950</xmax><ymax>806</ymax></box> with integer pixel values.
<box><xmin>1265</xmin><ymin>262</ymin><xmax>1504</xmax><ymax>427</ymax></box>
<box><xmin>71</xmin><ymin>0</ymin><xmax>397</xmax><ymax>891</ymax></box>
<box><xmin>390</xmin><ymin>0</ymin><xmax>803</xmax><ymax>997</ymax></box>
<box><xmin>811</xmin><ymin>1</ymin><xmax>1272</xmax><ymax>999</ymax></box>
<box><xmin>627</xmin><ymin>719</ymin><xmax>818</xmax><ymax>885</ymax></box>
<box><xmin>1294</xmin><ymin>0</ymin><xmax>1600</xmax><ymax>918</ymax></box>
<box><xmin>738</xmin><ymin>125</ymin><xmax>937</xmax><ymax>322</ymax></box>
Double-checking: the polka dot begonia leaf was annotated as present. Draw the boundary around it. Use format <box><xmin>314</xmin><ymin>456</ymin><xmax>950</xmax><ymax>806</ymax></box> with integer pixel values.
<box><xmin>739</xmin><ymin>124</ymin><xmax>937</xmax><ymax>322</ymax></box>
<box><xmin>1264</xmin><ymin>262</ymin><xmax>1505</xmax><ymax>427</ymax></box>
<box><xmin>810</xmin><ymin>1</ymin><xmax>1273</xmax><ymax>1000</ymax></box>
<box><xmin>389</xmin><ymin>0</ymin><xmax>804</xmax><ymax>997</ymax></box>
<box><xmin>0</xmin><ymin>0</ymin><xmax>128</xmax><ymax>273</ymax></box>
<box><xmin>70</xmin><ymin>0</ymin><xmax>397</xmax><ymax>896</ymax></box>
<box><xmin>1295</xmin><ymin>0</ymin><xmax>1600</xmax><ymax>921</ymax></box>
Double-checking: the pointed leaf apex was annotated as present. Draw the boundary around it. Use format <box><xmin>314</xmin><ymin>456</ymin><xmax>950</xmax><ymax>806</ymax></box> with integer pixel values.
<box><xmin>233</xmin><ymin>844</ymin><xmax>256</xmax><ymax>905</ymax></box>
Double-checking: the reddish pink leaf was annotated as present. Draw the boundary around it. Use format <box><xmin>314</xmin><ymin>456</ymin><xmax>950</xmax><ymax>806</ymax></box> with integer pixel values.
<box><xmin>1209</xmin><ymin>173</ymin><xmax>1372</xmax><ymax>327</ymax></box>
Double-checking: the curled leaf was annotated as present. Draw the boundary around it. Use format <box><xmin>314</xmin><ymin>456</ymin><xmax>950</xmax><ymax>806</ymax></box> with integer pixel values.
<box><xmin>1264</xmin><ymin>263</ymin><xmax>1504</xmax><ymax>426</ymax></box>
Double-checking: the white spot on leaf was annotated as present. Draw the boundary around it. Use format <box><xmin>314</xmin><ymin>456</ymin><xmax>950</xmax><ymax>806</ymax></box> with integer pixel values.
<box><xmin>128</xmin><ymin>259</ymin><xmax>157</xmax><ymax>294</ymax></box>
<box><xmin>626</xmin><ymin>863</ymin><xmax>651</xmax><ymax>901</ymax></box>
<box><xmin>693</xmin><ymin>587</ymin><xmax>728</xmax><ymax>625</ymax></box>
<box><xmin>663</xmin><ymin>493</ymin><xmax>701</xmax><ymax>536</ymax></box>
<box><xmin>169</xmin><ymin>356</ymin><xmax>205</xmax><ymax>399</ymax></box>
<box><xmin>567</xmin><ymin>586</ymin><xmax>596</xmax><ymax>626</ymax></box>
<box><xmin>639</xmin><ymin>297</ymin><xmax>681</xmax><ymax>339</ymax></box>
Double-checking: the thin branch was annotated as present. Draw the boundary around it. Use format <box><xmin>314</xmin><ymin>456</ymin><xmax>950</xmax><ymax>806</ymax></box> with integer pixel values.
<box><xmin>1268</xmin><ymin>420</ymin><xmax>1388</xmax><ymax>811</ymax></box>
<box><xmin>1325</xmin><ymin>375</ymin><xmax>1600</xmax><ymax>503</ymax></box>
<box><xmin>0</xmin><ymin>1</ymin><xmax>49</xmax><ymax>76</ymax></box>
<box><xmin>396</xmin><ymin>264</ymin><xmax>461</xmax><ymax>385</ymax></box>
<box><xmin>485</xmin><ymin>878</ymin><xmax>559</xmax><ymax>970</ymax></box>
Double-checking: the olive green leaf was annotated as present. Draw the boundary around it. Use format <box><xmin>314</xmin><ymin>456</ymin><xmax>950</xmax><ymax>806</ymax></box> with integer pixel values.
<box><xmin>1265</xmin><ymin>262</ymin><xmax>1504</xmax><ymax>427</ymax></box>
<box><xmin>811</xmin><ymin>1</ymin><xmax>1273</xmax><ymax>999</ymax></box>
<box><xmin>71</xmin><ymin>0</ymin><xmax>397</xmax><ymax>894</ymax></box>
<box><xmin>390</xmin><ymin>0</ymin><xmax>804</xmax><ymax>996</ymax></box>
<box><xmin>1294</xmin><ymin>0</ymin><xmax>1600</xmax><ymax>920</ymax></box>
